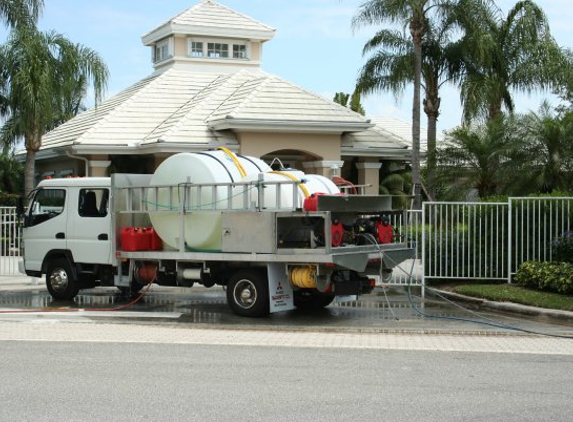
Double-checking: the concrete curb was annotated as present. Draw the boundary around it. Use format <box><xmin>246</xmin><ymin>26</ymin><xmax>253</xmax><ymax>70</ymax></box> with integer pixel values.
<box><xmin>434</xmin><ymin>289</ymin><xmax>573</xmax><ymax>323</ymax></box>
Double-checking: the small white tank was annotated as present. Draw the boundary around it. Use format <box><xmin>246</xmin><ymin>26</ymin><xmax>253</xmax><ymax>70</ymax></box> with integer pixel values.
<box><xmin>148</xmin><ymin>150</ymin><xmax>270</xmax><ymax>251</ymax></box>
<box><xmin>241</xmin><ymin>169</ymin><xmax>340</xmax><ymax>210</ymax></box>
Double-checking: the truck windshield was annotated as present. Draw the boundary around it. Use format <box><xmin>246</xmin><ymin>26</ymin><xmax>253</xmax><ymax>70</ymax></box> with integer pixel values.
<box><xmin>27</xmin><ymin>189</ymin><xmax>66</xmax><ymax>227</ymax></box>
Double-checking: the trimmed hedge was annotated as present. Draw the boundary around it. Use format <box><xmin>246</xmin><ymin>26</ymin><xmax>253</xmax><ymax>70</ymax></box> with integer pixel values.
<box><xmin>514</xmin><ymin>260</ymin><xmax>573</xmax><ymax>295</ymax></box>
<box><xmin>0</xmin><ymin>192</ymin><xmax>20</xmax><ymax>207</ymax></box>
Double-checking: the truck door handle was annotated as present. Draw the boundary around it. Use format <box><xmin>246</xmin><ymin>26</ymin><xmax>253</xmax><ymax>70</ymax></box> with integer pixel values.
<box><xmin>56</xmin><ymin>232</ymin><xmax>65</xmax><ymax>239</ymax></box>
<box><xmin>98</xmin><ymin>234</ymin><xmax>108</xmax><ymax>241</ymax></box>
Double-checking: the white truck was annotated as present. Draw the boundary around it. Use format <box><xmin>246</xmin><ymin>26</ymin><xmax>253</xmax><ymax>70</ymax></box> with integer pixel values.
<box><xmin>19</xmin><ymin>150</ymin><xmax>414</xmax><ymax>317</ymax></box>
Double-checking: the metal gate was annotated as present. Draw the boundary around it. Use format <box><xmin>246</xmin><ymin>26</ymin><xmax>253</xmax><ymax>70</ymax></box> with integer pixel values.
<box><xmin>0</xmin><ymin>207</ymin><xmax>21</xmax><ymax>276</ymax></box>
<box><xmin>422</xmin><ymin>198</ymin><xmax>573</xmax><ymax>282</ymax></box>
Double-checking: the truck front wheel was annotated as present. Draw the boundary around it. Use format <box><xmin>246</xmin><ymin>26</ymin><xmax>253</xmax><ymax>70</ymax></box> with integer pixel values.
<box><xmin>226</xmin><ymin>269</ymin><xmax>269</xmax><ymax>317</ymax></box>
<box><xmin>46</xmin><ymin>258</ymin><xmax>79</xmax><ymax>300</ymax></box>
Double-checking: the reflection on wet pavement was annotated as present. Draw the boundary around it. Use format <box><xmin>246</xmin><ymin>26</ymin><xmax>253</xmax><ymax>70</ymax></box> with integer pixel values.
<box><xmin>0</xmin><ymin>285</ymin><xmax>572</xmax><ymax>336</ymax></box>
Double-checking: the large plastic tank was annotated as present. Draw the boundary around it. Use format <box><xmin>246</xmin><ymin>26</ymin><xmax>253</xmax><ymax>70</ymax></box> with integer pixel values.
<box><xmin>148</xmin><ymin>150</ymin><xmax>341</xmax><ymax>251</ymax></box>
<box><xmin>148</xmin><ymin>150</ymin><xmax>270</xmax><ymax>251</ymax></box>
<box><xmin>242</xmin><ymin>170</ymin><xmax>340</xmax><ymax>210</ymax></box>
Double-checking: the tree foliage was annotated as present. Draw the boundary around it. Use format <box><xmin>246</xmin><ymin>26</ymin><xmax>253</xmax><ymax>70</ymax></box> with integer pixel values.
<box><xmin>352</xmin><ymin>0</ymin><xmax>443</xmax><ymax>208</ymax></box>
<box><xmin>0</xmin><ymin>0</ymin><xmax>43</xmax><ymax>28</ymax></box>
<box><xmin>333</xmin><ymin>90</ymin><xmax>365</xmax><ymax>115</ymax></box>
<box><xmin>436</xmin><ymin>106</ymin><xmax>573</xmax><ymax>200</ymax></box>
<box><xmin>0</xmin><ymin>26</ymin><xmax>108</xmax><ymax>195</ymax></box>
<box><xmin>457</xmin><ymin>0</ymin><xmax>570</xmax><ymax>123</ymax></box>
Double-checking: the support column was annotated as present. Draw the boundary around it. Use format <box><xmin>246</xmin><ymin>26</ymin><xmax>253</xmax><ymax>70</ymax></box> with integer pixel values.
<box><xmin>88</xmin><ymin>155</ymin><xmax>111</xmax><ymax>177</ymax></box>
<box><xmin>356</xmin><ymin>161</ymin><xmax>382</xmax><ymax>195</ymax></box>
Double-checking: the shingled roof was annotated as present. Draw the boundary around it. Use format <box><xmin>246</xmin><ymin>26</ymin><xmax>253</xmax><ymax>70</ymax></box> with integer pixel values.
<box><xmin>39</xmin><ymin>68</ymin><xmax>406</xmax><ymax>157</ymax></box>
<box><xmin>142</xmin><ymin>0</ymin><xmax>276</xmax><ymax>45</ymax></box>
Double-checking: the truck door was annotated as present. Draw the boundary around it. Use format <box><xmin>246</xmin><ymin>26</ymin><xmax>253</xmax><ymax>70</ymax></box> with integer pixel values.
<box><xmin>67</xmin><ymin>188</ymin><xmax>112</xmax><ymax>265</ymax></box>
<box><xmin>23</xmin><ymin>188</ymin><xmax>68</xmax><ymax>272</ymax></box>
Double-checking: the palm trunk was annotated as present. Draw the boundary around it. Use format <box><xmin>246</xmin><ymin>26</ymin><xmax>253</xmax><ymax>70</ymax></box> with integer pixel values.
<box><xmin>24</xmin><ymin>148</ymin><xmax>36</xmax><ymax>197</ymax></box>
<box><xmin>424</xmin><ymin>89</ymin><xmax>440</xmax><ymax>201</ymax></box>
<box><xmin>24</xmin><ymin>129</ymin><xmax>41</xmax><ymax>197</ymax></box>
<box><xmin>411</xmin><ymin>23</ymin><xmax>423</xmax><ymax>209</ymax></box>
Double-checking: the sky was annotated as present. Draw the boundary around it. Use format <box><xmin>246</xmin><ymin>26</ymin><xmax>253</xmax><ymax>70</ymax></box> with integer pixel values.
<box><xmin>1</xmin><ymin>0</ymin><xmax>572</xmax><ymax>134</ymax></box>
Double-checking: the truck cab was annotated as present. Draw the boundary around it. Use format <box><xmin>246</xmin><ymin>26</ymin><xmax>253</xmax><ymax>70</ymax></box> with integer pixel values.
<box><xmin>21</xmin><ymin>178</ymin><xmax>114</xmax><ymax>299</ymax></box>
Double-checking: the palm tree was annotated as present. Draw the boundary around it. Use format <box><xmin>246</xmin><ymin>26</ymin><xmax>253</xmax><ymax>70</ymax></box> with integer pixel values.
<box><xmin>0</xmin><ymin>0</ymin><xmax>42</xmax><ymax>28</ymax></box>
<box><xmin>0</xmin><ymin>27</ymin><xmax>108</xmax><ymax>195</ymax></box>
<box><xmin>511</xmin><ymin>103</ymin><xmax>573</xmax><ymax>194</ymax></box>
<box><xmin>356</xmin><ymin>22</ymin><xmax>462</xmax><ymax>200</ymax></box>
<box><xmin>458</xmin><ymin>0</ymin><xmax>569</xmax><ymax>123</ymax></box>
<box><xmin>333</xmin><ymin>90</ymin><xmax>366</xmax><ymax>115</ymax></box>
<box><xmin>352</xmin><ymin>0</ymin><xmax>450</xmax><ymax>208</ymax></box>
<box><xmin>379</xmin><ymin>161</ymin><xmax>411</xmax><ymax>208</ymax></box>
<box><xmin>435</xmin><ymin>115</ymin><xmax>518</xmax><ymax>200</ymax></box>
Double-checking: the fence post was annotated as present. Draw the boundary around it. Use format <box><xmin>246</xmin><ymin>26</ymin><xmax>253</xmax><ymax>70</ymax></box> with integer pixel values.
<box><xmin>421</xmin><ymin>203</ymin><xmax>426</xmax><ymax>298</ymax></box>
<box><xmin>507</xmin><ymin>198</ymin><xmax>513</xmax><ymax>284</ymax></box>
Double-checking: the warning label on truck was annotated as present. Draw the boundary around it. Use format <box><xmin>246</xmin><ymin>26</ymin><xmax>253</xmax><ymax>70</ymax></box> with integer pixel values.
<box><xmin>267</xmin><ymin>264</ymin><xmax>294</xmax><ymax>312</ymax></box>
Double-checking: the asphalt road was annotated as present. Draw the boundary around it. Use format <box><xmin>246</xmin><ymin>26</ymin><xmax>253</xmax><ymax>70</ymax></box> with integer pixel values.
<box><xmin>0</xmin><ymin>340</ymin><xmax>571</xmax><ymax>422</ymax></box>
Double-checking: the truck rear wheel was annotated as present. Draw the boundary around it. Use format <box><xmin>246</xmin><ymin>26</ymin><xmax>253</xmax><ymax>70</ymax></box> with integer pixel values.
<box><xmin>226</xmin><ymin>269</ymin><xmax>269</xmax><ymax>317</ymax></box>
<box><xmin>46</xmin><ymin>258</ymin><xmax>79</xmax><ymax>300</ymax></box>
<box><xmin>294</xmin><ymin>290</ymin><xmax>335</xmax><ymax>310</ymax></box>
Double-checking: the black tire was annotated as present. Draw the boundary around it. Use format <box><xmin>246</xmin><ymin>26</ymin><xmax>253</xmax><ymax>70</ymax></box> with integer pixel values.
<box><xmin>226</xmin><ymin>269</ymin><xmax>269</xmax><ymax>317</ymax></box>
<box><xmin>46</xmin><ymin>258</ymin><xmax>79</xmax><ymax>300</ymax></box>
<box><xmin>294</xmin><ymin>289</ymin><xmax>335</xmax><ymax>310</ymax></box>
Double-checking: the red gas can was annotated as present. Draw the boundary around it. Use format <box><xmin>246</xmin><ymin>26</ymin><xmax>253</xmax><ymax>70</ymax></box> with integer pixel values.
<box><xmin>375</xmin><ymin>220</ymin><xmax>393</xmax><ymax>244</ymax></box>
<box><xmin>303</xmin><ymin>192</ymin><xmax>326</xmax><ymax>212</ymax></box>
<box><xmin>120</xmin><ymin>227</ymin><xmax>163</xmax><ymax>251</ymax></box>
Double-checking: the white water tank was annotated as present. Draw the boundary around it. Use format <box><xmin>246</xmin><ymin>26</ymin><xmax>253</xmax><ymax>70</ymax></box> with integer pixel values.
<box><xmin>241</xmin><ymin>170</ymin><xmax>340</xmax><ymax>210</ymax></box>
<box><xmin>148</xmin><ymin>151</ymin><xmax>341</xmax><ymax>251</ymax></box>
<box><xmin>149</xmin><ymin>150</ymin><xmax>270</xmax><ymax>251</ymax></box>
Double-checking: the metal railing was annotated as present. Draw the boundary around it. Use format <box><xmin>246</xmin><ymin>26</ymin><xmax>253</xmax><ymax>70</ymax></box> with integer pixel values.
<box><xmin>421</xmin><ymin>198</ymin><xmax>573</xmax><ymax>282</ymax></box>
<box><xmin>422</xmin><ymin>202</ymin><xmax>508</xmax><ymax>281</ymax></box>
<box><xmin>115</xmin><ymin>178</ymin><xmax>306</xmax><ymax>214</ymax></box>
<box><xmin>508</xmin><ymin>197</ymin><xmax>573</xmax><ymax>280</ymax></box>
<box><xmin>0</xmin><ymin>207</ymin><xmax>21</xmax><ymax>276</ymax></box>
<box><xmin>386</xmin><ymin>210</ymin><xmax>423</xmax><ymax>286</ymax></box>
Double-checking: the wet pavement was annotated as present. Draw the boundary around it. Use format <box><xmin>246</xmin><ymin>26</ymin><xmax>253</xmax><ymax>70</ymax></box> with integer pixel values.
<box><xmin>0</xmin><ymin>280</ymin><xmax>572</xmax><ymax>337</ymax></box>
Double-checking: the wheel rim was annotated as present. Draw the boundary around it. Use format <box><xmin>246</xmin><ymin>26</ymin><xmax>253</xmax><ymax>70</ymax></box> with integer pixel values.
<box><xmin>233</xmin><ymin>279</ymin><xmax>257</xmax><ymax>309</ymax></box>
<box><xmin>49</xmin><ymin>268</ymin><xmax>69</xmax><ymax>293</ymax></box>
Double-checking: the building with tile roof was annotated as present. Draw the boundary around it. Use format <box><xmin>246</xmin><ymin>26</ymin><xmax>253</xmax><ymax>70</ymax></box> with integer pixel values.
<box><xmin>32</xmin><ymin>0</ymin><xmax>412</xmax><ymax>194</ymax></box>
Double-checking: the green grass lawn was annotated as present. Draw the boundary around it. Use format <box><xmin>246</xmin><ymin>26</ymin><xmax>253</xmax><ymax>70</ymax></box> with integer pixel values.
<box><xmin>452</xmin><ymin>284</ymin><xmax>573</xmax><ymax>312</ymax></box>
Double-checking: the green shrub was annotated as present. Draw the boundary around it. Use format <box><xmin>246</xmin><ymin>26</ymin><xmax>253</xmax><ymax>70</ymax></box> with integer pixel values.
<box><xmin>0</xmin><ymin>192</ymin><xmax>20</xmax><ymax>207</ymax></box>
<box><xmin>514</xmin><ymin>260</ymin><xmax>573</xmax><ymax>295</ymax></box>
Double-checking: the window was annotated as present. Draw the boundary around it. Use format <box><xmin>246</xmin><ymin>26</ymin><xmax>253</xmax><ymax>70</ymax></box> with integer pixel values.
<box><xmin>207</xmin><ymin>43</ymin><xmax>228</xmax><ymax>58</ymax></box>
<box><xmin>233</xmin><ymin>44</ymin><xmax>247</xmax><ymax>59</ymax></box>
<box><xmin>188</xmin><ymin>38</ymin><xmax>249</xmax><ymax>61</ymax></box>
<box><xmin>78</xmin><ymin>189</ymin><xmax>109</xmax><ymax>218</ymax></box>
<box><xmin>154</xmin><ymin>40</ymin><xmax>171</xmax><ymax>63</ymax></box>
<box><xmin>28</xmin><ymin>189</ymin><xmax>66</xmax><ymax>227</ymax></box>
<box><xmin>190</xmin><ymin>41</ymin><xmax>204</xmax><ymax>57</ymax></box>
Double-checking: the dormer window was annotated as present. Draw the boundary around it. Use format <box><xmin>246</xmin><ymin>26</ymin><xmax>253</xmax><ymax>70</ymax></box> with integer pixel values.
<box><xmin>153</xmin><ymin>39</ymin><xmax>173</xmax><ymax>63</ymax></box>
<box><xmin>187</xmin><ymin>38</ymin><xmax>249</xmax><ymax>60</ymax></box>
<box><xmin>233</xmin><ymin>44</ymin><xmax>247</xmax><ymax>59</ymax></box>
<box><xmin>208</xmin><ymin>42</ymin><xmax>228</xmax><ymax>58</ymax></box>
<box><xmin>190</xmin><ymin>41</ymin><xmax>204</xmax><ymax>57</ymax></box>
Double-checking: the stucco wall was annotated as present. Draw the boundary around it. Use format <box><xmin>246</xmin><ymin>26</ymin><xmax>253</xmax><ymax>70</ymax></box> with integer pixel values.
<box><xmin>237</xmin><ymin>132</ymin><xmax>341</xmax><ymax>161</ymax></box>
